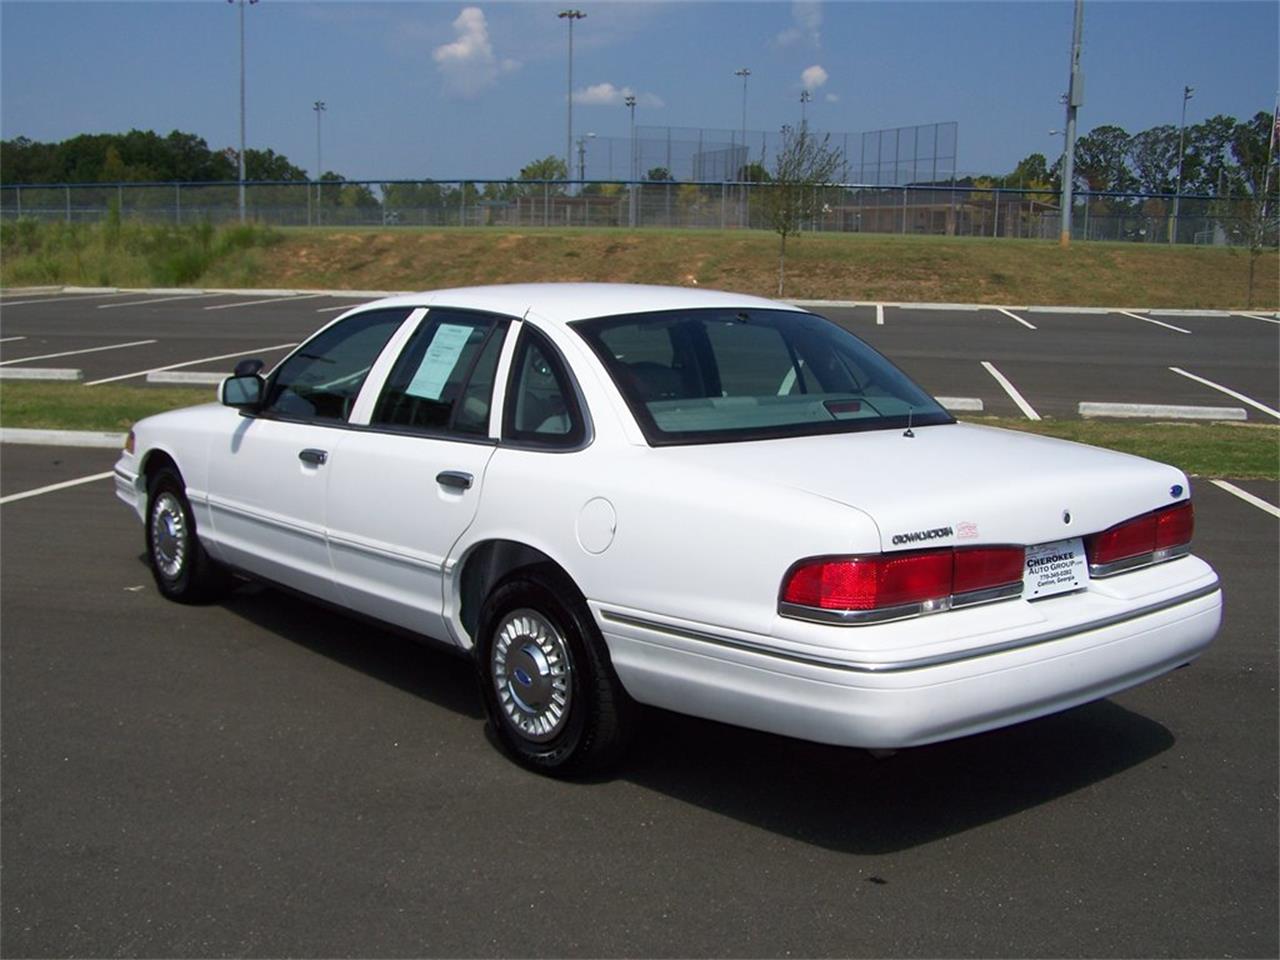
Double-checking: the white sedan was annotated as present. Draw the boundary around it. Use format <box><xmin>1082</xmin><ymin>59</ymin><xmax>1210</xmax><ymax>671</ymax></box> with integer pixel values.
<box><xmin>115</xmin><ymin>284</ymin><xmax>1222</xmax><ymax>774</ymax></box>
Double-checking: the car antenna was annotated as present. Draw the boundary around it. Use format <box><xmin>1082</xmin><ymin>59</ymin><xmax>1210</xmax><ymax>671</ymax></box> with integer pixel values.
<box><xmin>903</xmin><ymin>407</ymin><xmax>915</xmax><ymax>438</ymax></box>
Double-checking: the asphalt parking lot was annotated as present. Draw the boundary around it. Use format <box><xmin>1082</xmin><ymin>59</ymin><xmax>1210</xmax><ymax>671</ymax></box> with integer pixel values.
<box><xmin>1</xmin><ymin>290</ymin><xmax>1278</xmax><ymax>957</ymax></box>
<box><xmin>0</xmin><ymin>290</ymin><xmax>1277</xmax><ymax>422</ymax></box>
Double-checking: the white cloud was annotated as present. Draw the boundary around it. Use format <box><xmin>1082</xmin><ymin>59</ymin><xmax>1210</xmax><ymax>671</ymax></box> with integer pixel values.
<box><xmin>777</xmin><ymin>1</ymin><xmax>822</xmax><ymax>47</ymax></box>
<box><xmin>801</xmin><ymin>65</ymin><xmax>829</xmax><ymax>91</ymax></box>
<box><xmin>432</xmin><ymin>7</ymin><xmax>520</xmax><ymax>97</ymax></box>
<box><xmin>572</xmin><ymin>82</ymin><xmax>664</xmax><ymax>109</ymax></box>
<box><xmin>824</xmin><ymin>93</ymin><xmax>839</xmax><ymax>103</ymax></box>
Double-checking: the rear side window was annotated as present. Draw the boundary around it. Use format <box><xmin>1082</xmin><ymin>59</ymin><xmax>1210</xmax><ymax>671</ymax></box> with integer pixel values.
<box><xmin>503</xmin><ymin>328</ymin><xmax>587</xmax><ymax>448</ymax></box>
<box><xmin>264</xmin><ymin>308</ymin><xmax>409</xmax><ymax>422</ymax></box>
<box><xmin>372</xmin><ymin>310</ymin><xmax>507</xmax><ymax>436</ymax></box>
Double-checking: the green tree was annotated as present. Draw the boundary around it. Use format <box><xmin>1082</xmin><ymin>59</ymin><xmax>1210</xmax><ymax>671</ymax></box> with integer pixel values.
<box><xmin>761</xmin><ymin>125</ymin><xmax>844</xmax><ymax>295</ymax></box>
<box><xmin>644</xmin><ymin>167</ymin><xmax>673</xmax><ymax>182</ymax></box>
<box><xmin>1128</xmin><ymin>125</ymin><xmax>1179</xmax><ymax>194</ymax></box>
<box><xmin>1227</xmin><ymin>111</ymin><xmax>1279</xmax><ymax>305</ymax></box>
<box><xmin>1073</xmin><ymin>125</ymin><xmax>1135</xmax><ymax>192</ymax></box>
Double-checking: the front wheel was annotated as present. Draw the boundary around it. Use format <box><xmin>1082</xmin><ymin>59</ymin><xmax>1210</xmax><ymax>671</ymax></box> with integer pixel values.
<box><xmin>476</xmin><ymin>570</ymin><xmax>635</xmax><ymax>776</ymax></box>
<box><xmin>146</xmin><ymin>466</ymin><xmax>230</xmax><ymax>603</ymax></box>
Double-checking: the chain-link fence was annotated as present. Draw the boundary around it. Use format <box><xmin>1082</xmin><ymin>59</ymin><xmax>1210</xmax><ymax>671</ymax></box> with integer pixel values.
<box><xmin>0</xmin><ymin>179</ymin><xmax>1273</xmax><ymax>246</ymax></box>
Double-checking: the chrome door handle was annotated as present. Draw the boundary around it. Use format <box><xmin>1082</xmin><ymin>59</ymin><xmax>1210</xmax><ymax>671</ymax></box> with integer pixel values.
<box><xmin>436</xmin><ymin>470</ymin><xmax>473</xmax><ymax>490</ymax></box>
<box><xmin>299</xmin><ymin>448</ymin><xmax>328</xmax><ymax>466</ymax></box>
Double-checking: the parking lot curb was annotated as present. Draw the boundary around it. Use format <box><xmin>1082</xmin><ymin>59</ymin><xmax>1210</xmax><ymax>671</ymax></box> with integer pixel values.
<box><xmin>1</xmin><ymin>428</ymin><xmax>126</xmax><ymax>449</ymax></box>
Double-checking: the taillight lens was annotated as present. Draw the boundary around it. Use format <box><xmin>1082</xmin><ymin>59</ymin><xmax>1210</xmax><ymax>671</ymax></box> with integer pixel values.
<box><xmin>1086</xmin><ymin>501</ymin><xmax>1194</xmax><ymax>575</ymax></box>
<box><xmin>123</xmin><ymin>429</ymin><xmax>136</xmax><ymax>454</ymax></box>
<box><xmin>781</xmin><ymin>546</ymin><xmax>1025</xmax><ymax>621</ymax></box>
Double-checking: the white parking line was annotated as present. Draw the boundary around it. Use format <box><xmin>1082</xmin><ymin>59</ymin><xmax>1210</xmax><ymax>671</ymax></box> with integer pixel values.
<box><xmin>0</xmin><ymin>336</ymin><xmax>27</xmax><ymax>343</ymax></box>
<box><xmin>995</xmin><ymin>307</ymin><xmax>1036</xmax><ymax>330</ymax></box>
<box><xmin>1237</xmin><ymin>313</ymin><xmax>1280</xmax><ymax>326</ymax></box>
<box><xmin>316</xmin><ymin>304</ymin><xmax>356</xmax><ymax>313</ymax></box>
<box><xmin>1115</xmin><ymin>310</ymin><xmax>1192</xmax><ymax>334</ymax></box>
<box><xmin>0</xmin><ymin>339</ymin><xmax>157</xmax><ymax>366</ymax></box>
<box><xmin>981</xmin><ymin>361</ymin><xmax>1041</xmax><ymax>420</ymax></box>
<box><xmin>1210</xmin><ymin>480</ymin><xmax>1280</xmax><ymax>519</ymax></box>
<box><xmin>0</xmin><ymin>292</ymin><xmax>132</xmax><ymax>307</ymax></box>
<box><xmin>1168</xmin><ymin>367</ymin><xmax>1280</xmax><ymax>420</ymax></box>
<box><xmin>875</xmin><ymin>303</ymin><xmax>885</xmax><ymax>325</ymax></box>
<box><xmin>203</xmin><ymin>294</ymin><xmax>328</xmax><ymax>311</ymax></box>
<box><xmin>85</xmin><ymin>343</ymin><xmax>297</xmax><ymax>386</ymax></box>
<box><xmin>98</xmin><ymin>293</ymin><xmax>225</xmax><ymax>310</ymax></box>
<box><xmin>0</xmin><ymin>471</ymin><xmax>114</xmax><ymax>506</ymax></box>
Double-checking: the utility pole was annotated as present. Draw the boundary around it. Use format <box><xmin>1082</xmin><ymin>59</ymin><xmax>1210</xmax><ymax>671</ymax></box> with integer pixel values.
<box><xmin>1058</xmin><ymin>0</ymin><xmax>1084</xmax><ymax>248</ymax></box>
<box><xmin>229</xmin><ymin>0</ymin><xmax>259</xmax><ymax>224</ymax></box>
<box><xmin>1172</xmin><ymin>84</ymin><xmax>1194</xmax><ymax>243</ymax></box>
<box><xmin>800</xmin><ymin>89</ymin><xmax>812</xmax><ymax>129</ymax></box>
<box><xmin>558</xmin><ymin>10</ymin><xmax>586</xmax><ymax>190</ymax></box>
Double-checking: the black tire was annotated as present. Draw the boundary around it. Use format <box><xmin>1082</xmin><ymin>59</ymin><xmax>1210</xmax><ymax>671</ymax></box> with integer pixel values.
<box><xmin>145</xmin><ymin>465</ymin><xmax>230</xmax><ymax>604</ymax></box>
<box><xmin>475</xmin><ymin>568</ymin><xmax>636</xmax><ymax>776</ymax></box>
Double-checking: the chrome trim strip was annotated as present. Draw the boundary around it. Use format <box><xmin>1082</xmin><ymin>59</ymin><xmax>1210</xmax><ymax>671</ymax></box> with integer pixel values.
<box><xmin>601</xmin><ymin>580</ymin><xmax>1221</xmax><ymax>674</ymax></box>
<box><xmin>326</xmin><ymin>531</ymin><xmax>444</xmax><ymax>572</ymax></box>
<box><xmin>779</xmin><ymin>581</ymin><xmax>1024</xmax><ymax>626</ymax></box>
<box><xmin>206</xmin><ymin>495</ymin><xmax>327</xmax><ymax>543</ymax></box>
<box><xmin>1089</xmin><ymin>544</ymin><xmax>1190</xmax><ymax>578</ymax></box>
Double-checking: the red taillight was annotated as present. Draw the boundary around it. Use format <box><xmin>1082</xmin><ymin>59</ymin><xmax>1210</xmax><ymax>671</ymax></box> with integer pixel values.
<box><xmin>1086</xmin><ymin>501</ymin><xmax>1194</xmax><ymax>569</ymax></box>
<box><xmin>953</xmin><ymin>547</ymin><xmax>1026</xmax><ymax>594</ymax></box>
<box><xmin>1155</xmin><ymin>501</ymin><xmax>1194</xmax><ymax>550</ymax></box>
<box><xmin>782</xmin><ymin>546</ymin><xmax>1024</xmax><ymax>615</ymax></box>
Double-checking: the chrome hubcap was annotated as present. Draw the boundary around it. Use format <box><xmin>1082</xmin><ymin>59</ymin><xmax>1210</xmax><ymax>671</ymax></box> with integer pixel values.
<box><xmin>150</xmin><ymin>492</ymin><xmax>187</xmax><ymax>580</ymax></box>
<box><xmin>491</xmin><ymin>609</ymin><xmax>572</xmax><ymax>743</ymax></box>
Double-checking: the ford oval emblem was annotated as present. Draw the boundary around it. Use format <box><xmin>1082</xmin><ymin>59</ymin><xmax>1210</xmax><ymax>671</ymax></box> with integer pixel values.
<box><xmin>1171</xmin><ymin>484</ymin><xmax>1184</xmax><ymax>498</ymax></box>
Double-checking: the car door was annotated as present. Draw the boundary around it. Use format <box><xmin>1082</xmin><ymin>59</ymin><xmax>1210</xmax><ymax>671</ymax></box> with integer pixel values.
<box><xmin>205</xmin><ymin>307</ymin><xmax>417</xmax><ymax>603</ymax></box>
<box><xmin>323</xmin><ymin>308</ymin><xmax>514</xmax><ymax>641</ymax></box>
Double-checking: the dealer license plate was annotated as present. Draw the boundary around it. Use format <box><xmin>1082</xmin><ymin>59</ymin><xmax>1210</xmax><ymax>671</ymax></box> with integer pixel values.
<box><xmin>1023</xmin><ymin>537</ymin><xmax>1089</xmax><ymax>599</ymax></box>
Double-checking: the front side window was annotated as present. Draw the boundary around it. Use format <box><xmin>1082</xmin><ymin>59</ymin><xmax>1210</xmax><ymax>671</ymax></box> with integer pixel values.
<box><xmin>573</xmin><ymin>308</ymin><xmax>951</xmax><ymax>445</ymax></box>
<box><xmin>372</xmin><ymin>310</ymin><xmax>507</xmax><ymax>436</ymax></box>
<box><xmin>264</xmin><ymin>309</ymin><xmax>410</xmax><ymax>422</ymax></box>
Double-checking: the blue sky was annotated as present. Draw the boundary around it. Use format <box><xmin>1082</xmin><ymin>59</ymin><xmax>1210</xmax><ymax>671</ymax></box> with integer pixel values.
<box><xmin>2</xmin><ymin>1</ymin><xmax>1276</xmax><ymax>182</ymax></box>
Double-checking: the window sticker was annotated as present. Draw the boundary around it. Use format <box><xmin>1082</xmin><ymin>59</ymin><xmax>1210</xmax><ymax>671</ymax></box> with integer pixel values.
<box><xmin>404</xmin><ymin>323</ymin><xmax>474</xmax><ymax>400</ymax></box>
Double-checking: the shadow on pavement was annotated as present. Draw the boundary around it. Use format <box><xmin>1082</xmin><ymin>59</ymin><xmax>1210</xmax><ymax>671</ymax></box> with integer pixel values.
<box><xmin>213</xmin><ymin>576</ymin><xmax>1174</xmax><ymax>854</ymax></box>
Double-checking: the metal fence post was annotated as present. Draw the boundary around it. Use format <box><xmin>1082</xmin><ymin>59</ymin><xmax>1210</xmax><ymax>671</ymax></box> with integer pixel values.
<box><xmin>15</xmin><ymin>186</ymin><xmax>21</xmax><ymax>219</ymax></box>
<box><xmin>65</xmin><ymin>186</ymin><xmax>71</xmax><ymax>224</ymax></box>
<box><xmin>993</xmin><ymin>188</ymin><xmax>1000</xmax><ymax>238</ymax></box>
<box><xmin>544</xmin><ymin>182</ymin><xmax>550</xmax><ymax>227</ymax></box>
<box><xmin>117</xmin><ymin>184</ymin><xmax>123</xmax><ymax>219</ymax></box>
<box><xmin>176</xmin><ymin>183</ymin><xmax>182</xmax><ymax>225</ymax></box>
<box><xmin>901</xmin><ymin>186</ymin><xmax>907</xmax><ymax>234</ymax></box>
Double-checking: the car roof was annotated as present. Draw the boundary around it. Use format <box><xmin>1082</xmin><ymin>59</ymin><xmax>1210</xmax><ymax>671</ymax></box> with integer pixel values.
<box><xmin>363</xmin><ymin>283</ymin><xmax>804</xmax><ymax>328</ymax></box>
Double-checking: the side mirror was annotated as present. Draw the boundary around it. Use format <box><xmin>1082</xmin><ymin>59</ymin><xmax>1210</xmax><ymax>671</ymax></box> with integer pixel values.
<box><xmin>219</xmin><ymin>373</ymin><xmax>264</xmax><ymax>410</ymax></box>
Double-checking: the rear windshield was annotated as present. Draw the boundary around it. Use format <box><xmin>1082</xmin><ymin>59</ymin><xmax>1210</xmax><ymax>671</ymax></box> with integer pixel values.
<box><xmin>573</xmin><ymin>307</ymin><xmax>952</xmax><ymax>445</ymax></box>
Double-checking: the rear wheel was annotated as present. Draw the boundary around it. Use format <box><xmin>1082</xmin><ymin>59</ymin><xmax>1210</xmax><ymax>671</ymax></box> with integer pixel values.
<box><xmin>476</xmin><ymin>570</ymin><xmax>635</xmax><ymax>775</ymax></box>
<box><xmin>146</xmin><ymin>465</ymin><xmax>229</xmax><ymax>603</ymax></box>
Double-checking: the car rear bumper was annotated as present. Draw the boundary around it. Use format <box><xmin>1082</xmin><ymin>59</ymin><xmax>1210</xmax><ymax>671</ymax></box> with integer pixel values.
<box><xmin>595</xmin><ymin>578</ymin><xmax>1221</xmax><ymax>749</ymax></box>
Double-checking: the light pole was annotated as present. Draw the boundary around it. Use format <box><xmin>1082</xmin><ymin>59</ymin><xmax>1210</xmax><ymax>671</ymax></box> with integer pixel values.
<box><xmin>1172</xmin><ymin>84</ymin><xmax>1194</xmax><ymax>243</ymax></box>
<box><xmin>734</xmin><ymin>67</ymin><xmax>751</xmax><ymax>178</ymax></box>
<box><xmin>1058</xmin><ymin>0</ymin><xmax>1083</xmax><ymax>248</ymax></box>
<box><xmin>313</xmin><ymin>101</ymin><xmax>326</xmax><ymax>225</ymax></box>
<box><xmin>558</xmin><ymin>9</ymin><xmax>586</xmax><ymax>189</ymax></box>
<box><xmin>625</xmin><ymin>93</ymin><xmax>637</xmax><ymax>227</ymax></box>
<box><xmin>800</xmin><ymin>89</ymin><xmax>812</xmax><ymax>128</ymax></box>
<box><xmin>229</xmin><ymin>0</ymin><xmax>259</xmax><ymax>224</ymax></box>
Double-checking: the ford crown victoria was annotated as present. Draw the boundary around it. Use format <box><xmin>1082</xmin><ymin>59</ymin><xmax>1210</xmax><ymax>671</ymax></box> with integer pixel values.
<box><xmin>115</xmin><ymin>284</ymin><xmax>1222</xmax><ymax>774</ymax></box>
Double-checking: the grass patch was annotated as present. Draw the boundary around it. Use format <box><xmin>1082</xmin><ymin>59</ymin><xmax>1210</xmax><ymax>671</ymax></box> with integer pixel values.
<box><xmin>1</xmin><ymin>382</ymin><xmax>1275</xmax><ymax>480</ymax></box>
<box><xmin>2</xmin><ymin>223</ymin><xmax>1276</xmax><ymax>309</ymax></box>
<box><xmin>965</xmin><ymin>417</ymin><xmax>1279</xmax><ymax>480</ymax></box>
<box><xmin>0</xmin><ymin>381</ymin><xmax>212</xmax><ymax>432</ymax></box>
<box><xmin>0</xmin><ymin>218</ymin><xmax>282</xmax><ymax>288</ymax></box>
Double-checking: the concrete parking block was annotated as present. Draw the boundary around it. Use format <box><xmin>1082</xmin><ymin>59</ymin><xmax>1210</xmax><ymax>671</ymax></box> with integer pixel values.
<box><xmin>1079</xmin><ymin>401</ymin><xmax>1247</xmax><ymax>421</ymax></box>
<box><xmin>0</xmin><ymin>367</ymin><xmax>83</xmax><ymax>381</ymax></box>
